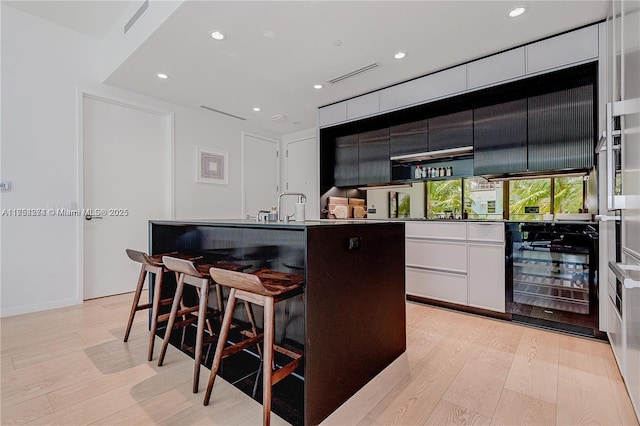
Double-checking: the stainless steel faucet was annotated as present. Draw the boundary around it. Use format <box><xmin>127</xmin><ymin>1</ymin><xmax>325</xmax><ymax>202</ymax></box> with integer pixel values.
<box><xmin>277</xmin><ymin>192</ymin><xmax>307</xmax><ymax>223</ymax></box>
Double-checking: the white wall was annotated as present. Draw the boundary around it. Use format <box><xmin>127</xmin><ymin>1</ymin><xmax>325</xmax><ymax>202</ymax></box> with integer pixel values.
<box><xmin>0</xmin><ymin>4</ymin><xmax>279</xmax><ymax>317</ymax></box>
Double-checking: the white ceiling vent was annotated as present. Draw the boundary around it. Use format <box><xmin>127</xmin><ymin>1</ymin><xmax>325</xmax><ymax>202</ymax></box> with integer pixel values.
<box><xmin>327</xmin><ymin>62</ymin><xmax>379</xmax><ymax>85</ymax></box>
<box><xmin>271</xmin><ymin>114</ymin><xmax>287</xmax><ymax>123</ymax></box>
<box><xmin>200</xmin><ymin>105</ymin><xmax>246</xmax><ymax>121</ymax></box>
<box><xmin>124</xmin><ymin>0</ymin><xmax>149</xmax><ymax>34</ymax></box>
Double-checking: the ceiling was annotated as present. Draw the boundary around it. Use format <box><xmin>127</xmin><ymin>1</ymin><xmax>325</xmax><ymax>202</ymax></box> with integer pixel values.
<box><xmin>7</xmin><ymin>0</ymin><xmax>610</xmax><ymax>135</ymax></box>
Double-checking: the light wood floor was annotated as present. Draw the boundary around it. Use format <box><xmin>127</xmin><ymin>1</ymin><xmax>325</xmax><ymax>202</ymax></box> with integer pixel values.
<box><xmin>1</xmin><ymin>292</ymin><xmax>638</xmax><ymax>425</ymax></box>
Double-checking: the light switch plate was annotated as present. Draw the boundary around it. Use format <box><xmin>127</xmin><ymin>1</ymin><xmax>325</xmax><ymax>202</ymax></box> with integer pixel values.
<box><xmin>0</xmin><ymin>180</ymin><xmax>11</xmax><ymax>192</ymax></box>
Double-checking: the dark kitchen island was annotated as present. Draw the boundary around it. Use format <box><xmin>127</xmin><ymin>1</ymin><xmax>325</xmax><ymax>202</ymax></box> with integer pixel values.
<box><xmin>149</xmin><ymin>219</ymin><xmax>406</xmax><ymax>425</ymax></box>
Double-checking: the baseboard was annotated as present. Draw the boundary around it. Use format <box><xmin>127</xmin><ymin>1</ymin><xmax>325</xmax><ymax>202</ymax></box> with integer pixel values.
<box><xmin>0</xmin><ymin>297</ymin><xmax>83</xmax><ymax>318</ymax></box>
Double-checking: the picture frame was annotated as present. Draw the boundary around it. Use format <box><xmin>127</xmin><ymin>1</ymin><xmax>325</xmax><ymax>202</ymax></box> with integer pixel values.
<box><xmin>196</xmin><ymin>146</ymin><xmax>228</xmax><ymax>185</ymax></box>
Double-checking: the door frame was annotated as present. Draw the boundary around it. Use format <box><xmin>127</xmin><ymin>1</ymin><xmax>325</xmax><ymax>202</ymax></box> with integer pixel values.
<box><xmin>76</xmin><ymin>88</ymin><xmax>175</xmax><ymax>301</ymax></box>
<box><xmin>240</xmin><ymin>131</ymin><xmax>280</xmax><ymax>218</ymax></box>
<box><xmin>285</xmin><ymin>134</ymin><xmax>318</xmax><ymax>218</ymax></box>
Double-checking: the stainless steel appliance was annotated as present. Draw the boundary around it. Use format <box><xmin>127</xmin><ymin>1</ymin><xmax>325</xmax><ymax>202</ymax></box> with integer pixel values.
<box><xmin>506</xmin><ymin>222</ymin><xmax>601</xmax><ymax>337</ymax></box>
<box><xmin>597</xmin><ymin>1</ymin><xmax>640</xmax><ymax>420</ymax></box>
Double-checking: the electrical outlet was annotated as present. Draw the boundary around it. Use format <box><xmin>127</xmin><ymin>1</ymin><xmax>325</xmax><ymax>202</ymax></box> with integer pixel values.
<box><xmin>0</xmin><ymin>180</ymin><xmax>11</xmax><ymax>192</ymax></box>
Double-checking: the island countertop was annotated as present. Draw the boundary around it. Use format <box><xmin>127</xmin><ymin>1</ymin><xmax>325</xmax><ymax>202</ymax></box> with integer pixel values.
<box><xmin>149</xmin><ymin>219</ymin><xmax>406</xmax><ymax>425</ymax></box>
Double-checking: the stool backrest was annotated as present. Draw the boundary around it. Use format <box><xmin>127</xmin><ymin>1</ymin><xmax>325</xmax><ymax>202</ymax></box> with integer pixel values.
<box><xmin>126</xmin><ymin>249</ymin><xmax>156</xmax><ymax>266</ymax></box>
<box><xmin>209</xmin><ymin>267</ymin><xmax>265</xmax><ymax>294</ymax></box>
<box><xmin>162</xmin><ymin>256</ymin><xmax>200</xmax><ymax>277</ymax></box>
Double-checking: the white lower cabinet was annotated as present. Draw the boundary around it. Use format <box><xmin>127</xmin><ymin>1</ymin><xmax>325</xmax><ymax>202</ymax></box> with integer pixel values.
<box><xmin>406</xmin><ymin>267</ymin><xmax>468</xmax><ymax>305</ymax></box>
<box><xmin>406</xmin><ymin>222</ymin><xmax>506</xmax><ymax>313</ymax></box>
<box><xmin>468</xmin><ymin>243</ymin><xmax>505</xmax><ymax>312</ymax></box>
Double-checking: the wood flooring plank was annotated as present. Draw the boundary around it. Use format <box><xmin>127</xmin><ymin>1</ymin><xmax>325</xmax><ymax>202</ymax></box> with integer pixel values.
<box><xmin>365</xmin><ymin>333</ymin><xmax>477</xmax><ymax>425</ymax></box>
<box><xmin>558</xmin><ymin>334</ymin><xmax>611</xmax><ymax>377</ymax></box>
<box><xmin>0</xmin><ymin>394</ymin><xmax>53</xmax><ymax>425</ymax></box>
<box><xmin>322</xmin><ymin>354</ymin><xmax>411</xmax><ymax>425</ymax></box>
<box><xmin>490</xmin><ymin>388</ymin><xmax>556</xmax><ymax>425</ymax></box>
<box><xmin>442</xmin><ymin>344</ymin><xmax>514</xmax><ymax>418</ymax></box>
<box><xmin>503</xmin><ymin>327</ymin><xmax>559</xmax><ymax>403</ymax></box>
<box><xmin>556</xmin><ymin>364</ymin><xmax>626</xmax><ymax>425</ymax></box>
<box><xmin>425</xmin><ymin>399</ymin><xmax>491</xmax><ymax>425</ymax></box>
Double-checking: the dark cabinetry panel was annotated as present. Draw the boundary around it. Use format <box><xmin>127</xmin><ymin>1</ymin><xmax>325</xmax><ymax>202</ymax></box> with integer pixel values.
<box><xmin>389</xmin><ymin>120</ymin><xmax>428</xmax><ymax>156</ymax></box>
<box><xmin>334</xmin><ymin>134</ymin><xmax>359</xmax><ymax>187</ymax></box>
<box><xmin>358</xmin><ymin>128</ymin><xmax>390</xmax><ymax>185</ymax></box>
<box><xmin>474</xmin><ymin>99</ymin><xmax>528</xmax><ymax>175</ymax></box>
<box><xmin>528</xmin><ymin>84</ymin><xmax>595</xmax><ymax>171</ymax></box>
<box><xmin>428</xmin><ymin>110</ymin><xmax>473</xmax><ymax>151</ymax></box>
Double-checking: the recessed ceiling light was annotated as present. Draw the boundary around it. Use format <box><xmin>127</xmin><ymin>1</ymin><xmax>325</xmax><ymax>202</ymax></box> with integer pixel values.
<box><xmin>313</xmin><ymin>84</ymin><xmax>323</xmax><ymax>89</ymax></box>
<box><xmin>508</xmin><ymin>6</ymin><xmax>527</xmax><ymax>17</ymax></box>
<box><xmin>253</xmin><ymin>107</ymin><xmax>261</xmax><ymax>112</ymax></box>
<box><xmin>394</xmin><ymin>51</ymin><xmax>407</xmax><ymax>60</ymax></box>
<box><xmin>211</xmin><ymin>31</ymin><xmax>225</xmax><ymax>40</ymax></box>
<box><xmin>157</xmin><ymin>73</ymin><xmax>168</xmax><ymax>79</ymax></box>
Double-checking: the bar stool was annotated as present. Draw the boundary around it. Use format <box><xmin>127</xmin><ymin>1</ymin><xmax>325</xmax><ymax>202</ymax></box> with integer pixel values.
<box><xmin>203</xmin><ymin>267</ymin><xmax>304</xmax><ymax>426</ymax></box>
<box><xmin>124</xmin><ymin>249</ymin><xmax>200</xmax><ymax>361</ymax></box>
<box><xmin>157</xmin><ymin>256</ymin><xmax>254</xmax><ymax>393</ymax></box>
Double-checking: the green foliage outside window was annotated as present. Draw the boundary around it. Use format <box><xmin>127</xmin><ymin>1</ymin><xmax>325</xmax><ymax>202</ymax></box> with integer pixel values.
<box><xmin>554</xmin><ymin>176</ymin><xmax>585</xmax><ymax>213</ymax></box>
<box><xmin>425</xmin><ymin>175</ymin><xmax>585</xmax><ymax>220</ymax></box>
<box><xmin>509</xmin><ymin>178</ymin><xmax>551</xmax><ymax>220</ymax></box>
<box><xmin>426</xmin><ymin>179</ymin><xmax>462</xmax><ymax>218</ymax></box>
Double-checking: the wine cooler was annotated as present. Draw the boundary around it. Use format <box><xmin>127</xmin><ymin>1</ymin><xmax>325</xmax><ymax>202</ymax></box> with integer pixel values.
<box><xmin>506</xmin><ymin>222</ymin><xmax>602</xmax><ymax>338</ymax></box>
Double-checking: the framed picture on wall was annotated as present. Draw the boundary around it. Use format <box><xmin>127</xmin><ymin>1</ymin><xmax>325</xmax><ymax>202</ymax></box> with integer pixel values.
<box><xmin>196</xmin><ymin>146</ymin><xmax>228</xmax><ymax>184</ymax></box>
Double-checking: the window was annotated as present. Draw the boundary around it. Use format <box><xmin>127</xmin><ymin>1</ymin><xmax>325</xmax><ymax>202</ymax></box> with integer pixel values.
<box><xmin>509</xmin><ymin>178</ymin><xmax>551</xmax><ymax>220</ymax></box>
<box><xmin>463</xmin><ymin>177</ymin><xmax>503</xmax><ymax>220</ymax></box>
<box><xmin>426</xmin><ymin>179</ymin><xmax>462</xmax><ymax>218</ymax></box>
<box><xmin>554</xmin><ymin>176</ymin><xmax>585</xmax><ymax>214</ymax></box>
<box><xmin>423</xmin><ymin>174</ymin><xmax>585</xmax><ymax>221</ymax></box>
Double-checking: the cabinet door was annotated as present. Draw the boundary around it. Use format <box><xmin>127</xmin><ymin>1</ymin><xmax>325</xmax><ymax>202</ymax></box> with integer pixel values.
<box><xmin>428</xmin><ymin>110</ymin><xmax>473</xmax><ymax>151</ymax></box>
<box><xmin>390</xmin><ymin>120</ymin><xmax>428</xmax><ymax>156</ymax></box>
<box><xmin>526</xmin><ymin>25</ymin><xmax>599</xmax><ymax>74</ymax></box>
<box><xmin>528</xmin><ymin>84</ymin><xmax>595</xmax><ymax>172</ymax></box>
<box><xmin>334</xmin><ymin>134</ymin><xmax>359</xmax><ymax>187</ymax></box>
<box><xmin>319</xmin><ymin>102</ymin><xmax>347</xmax><ymax>127</ymax></box>
<box><xmin>474</xmin><ymin>99</ymin><xmax>527</xmax><ymax>175</ymax></box>
<box><xmin>379</xmin><ymin>65</ymin><xmax>467</xmax><ymax>112</ymax></box>
<box><xmin>347</xmin><ymin>93</ymin><xmax>380</xmax><ymax>120</ymax></box>
<box><xmin>358</xmin><ymin>128</ymin><xmax>390</xmax><ymax>185</ymax></box>
<box><xmin>468</xmin><ymin>243</ymin><xmax>505</xmax><ymax>312</ymax></box>
<box><xmin>468</xmin><ymin>47</ymin><xmax>525</xmax><ymax>89</ymax></box>
<box><xmin>406</xmin><ymin>267</ymin><xmax>468</xmax><ymax>305</ymax></box>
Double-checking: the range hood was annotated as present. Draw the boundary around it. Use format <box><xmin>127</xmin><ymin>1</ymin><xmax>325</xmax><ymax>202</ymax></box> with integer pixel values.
<box><xmin>390</xmin><ymin>146</ymin><xmax>473</xmax><ymax>163</ymax></box>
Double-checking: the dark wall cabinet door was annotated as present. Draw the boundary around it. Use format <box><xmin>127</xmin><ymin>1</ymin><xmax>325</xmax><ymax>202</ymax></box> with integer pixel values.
<box><xmin>474</xmin><ymin>99</ymin><xmax>528</xmax><ymax>175</ymax></box>
<box><xmin>390</xmin><ymin>120</ymin><xmax>428</xmax><ymax>156</ymax></box>
<box><xmin>358</xmin><ymin>128</ymin><xmax>390</xmax><ymax>185</ymax></box>
<box><xmin>428</xmin><ymin>110</ymin><xmax>473</xmax><ymax>151</ymax></box>
<box><xmin>528</xmin><ymin>84</ymin><xmax>595</xmax><ymax>171</ymax></box>
<box><xmin>334</xmin><ymin>134</ymin><xmax>359</xmax><ymax>187</ymax></box>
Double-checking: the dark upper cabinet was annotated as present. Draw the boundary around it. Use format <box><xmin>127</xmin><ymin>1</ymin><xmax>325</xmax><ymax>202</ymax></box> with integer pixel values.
<box><xmin>428</xmin><ymin>110</ymin><xmax>473</xmax><ymax>151</ymax></box>
<box><xmin>358</xmin><ymin>128</ymin><xmax>390</xmax><ymax>185</ymax></box>
<box><xmin>334</xmin><ymin>134</ymin><xmax>359</xmax><ymax>187</ymax></box>
<box><xmin>474</xmin><ymin>99</ymin><xmax>528</xmax><ymax>175</ymax></box>
<box><xmin>528</xmin><ymin>83</ymin><xmax>595</xmax><ymax>171</ymax></box>
<box><xmin>389</xmin><ymin>120</ymin><xmax>428</xmax><ymax>157</ymax></box>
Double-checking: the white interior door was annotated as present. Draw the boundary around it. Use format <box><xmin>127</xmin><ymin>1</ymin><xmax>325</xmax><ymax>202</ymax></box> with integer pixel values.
<box><xmin>243</xmin><ymin>133</ymin><xmax>279</xmax><ymax>217</ymax></box>
<box><xmin>285</xmin><ymin>136</ymin><xmax>318</xmax><ymax>219</ymax></box>
<box><xmin>83</xmin><ymin>95</ymin><xmax>171</xmax><ymax>300</ymax></box>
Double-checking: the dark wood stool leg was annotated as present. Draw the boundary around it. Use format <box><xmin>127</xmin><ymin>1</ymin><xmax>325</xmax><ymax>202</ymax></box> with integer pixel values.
<box><xmin>193</xmin><ymin>281</ymin><xmax>209</xmax><ymax>393</ymax></box>
<box><xmin>262</xmin><ymin>297</ymin><xmax>275</xmax><ymax>426</ymax></box>
<box><xmin>203</xmin><ymin>289</ymin><xmax>237</xmax><ymax>406</ymax></box>
<box><xmin>244</xmin><ymin>301</ymin><xmax>263</xmax><ymax>359</ymax></box>
<box><xmin>158</xmin><ymin>275</ymin><xmax>185</xmax><ymax>367</ymax></box>
<box><xmin>147</xmin><ymin>270</ymin><xmax>164</xmax><ymax>361</ymax></box>
<box><xmin>124</xmin><ymin>265</ymin><xmax>147</xmax><ymax>342</ymax></box>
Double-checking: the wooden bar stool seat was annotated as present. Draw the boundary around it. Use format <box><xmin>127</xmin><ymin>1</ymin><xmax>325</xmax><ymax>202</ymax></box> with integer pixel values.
<box><xmin>124</xmin><ymin>249</ymin><xmax>201</xmax><ymax>361</ymax></box>
<box><xmin>157</xmin><ymin>256</ymin><xmax>253</xmax><ymax>393</ymax></box>
<box><xmin>203</xmin><ymin>267</ymin><xmax>304</xmax><ymax>426</ymax></box>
